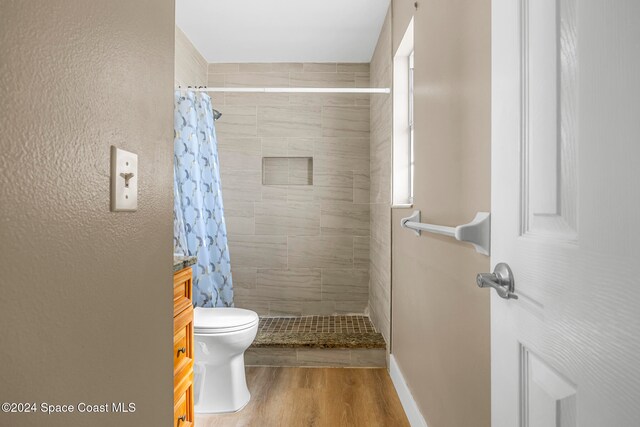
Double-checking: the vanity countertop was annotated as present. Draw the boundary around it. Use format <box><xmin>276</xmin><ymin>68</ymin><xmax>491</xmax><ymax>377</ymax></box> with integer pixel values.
<box><xmin>173</xmin><ymin>255</ymin><xmax>197</xmax><ymax>273</ymax></box>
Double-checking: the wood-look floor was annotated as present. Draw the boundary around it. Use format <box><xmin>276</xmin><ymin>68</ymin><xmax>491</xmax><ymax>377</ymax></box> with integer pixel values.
<box><xmin>195</xmin><ymin>367</ymin><xmax>410</xmax><ymax>427</ymax></box>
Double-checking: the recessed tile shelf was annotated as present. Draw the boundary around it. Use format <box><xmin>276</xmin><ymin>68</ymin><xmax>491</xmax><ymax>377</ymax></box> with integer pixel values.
<box><xmin>262</xmin><ymin>157</ymin><xmax>313</xmax><ymax>186</ymax></box>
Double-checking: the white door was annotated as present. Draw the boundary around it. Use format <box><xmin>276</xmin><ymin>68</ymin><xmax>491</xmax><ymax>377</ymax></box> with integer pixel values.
<box><xmin>491</xmin><ymin>0</ymin><xmax>640</xmax><ymax>426</ymax></box>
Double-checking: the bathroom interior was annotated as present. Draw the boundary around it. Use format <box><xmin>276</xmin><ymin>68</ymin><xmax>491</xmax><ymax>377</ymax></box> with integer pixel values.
<box><xmin>4</xmin><ymin>0</ymin><xmax>640</xmax><ymax>426</ymax></box>
<box><xmin>171</xmin><ymin>0</ymin><xmax>491</xmax><ymax>425</ymax></box>
<box><xmin>173</xmin><ymin>0</ymin><xmax>405</xmax><ymax>421</ymax></box>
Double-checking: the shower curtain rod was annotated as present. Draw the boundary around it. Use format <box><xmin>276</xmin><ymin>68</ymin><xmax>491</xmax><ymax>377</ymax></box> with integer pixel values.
<box><xmin>177</xmin><ymin>87</ymin><xmax>391</xmax><ymax>94</ymax></box>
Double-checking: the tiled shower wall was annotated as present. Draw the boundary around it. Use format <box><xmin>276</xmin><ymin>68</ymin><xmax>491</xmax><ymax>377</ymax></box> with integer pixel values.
<box><xmin>369</xmin><ymin>11</ymin><xmax>393</xmax><ymax>343</ymax></box>
<box><xmin>174</xmin><ymin>27</ymin><xmax>207</xmax><ymax>87</ymax></box>
<box><xmin>209</xmin><ymin>62</ymin><xmax>371</xmax><ymax>316</ymax></box>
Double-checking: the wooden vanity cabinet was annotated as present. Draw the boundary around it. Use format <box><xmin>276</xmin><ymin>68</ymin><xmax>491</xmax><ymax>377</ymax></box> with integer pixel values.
<box><xmin>173</xmin><ymin>267</ymin><xmax>194</xmax><ymax>426</ymax></box>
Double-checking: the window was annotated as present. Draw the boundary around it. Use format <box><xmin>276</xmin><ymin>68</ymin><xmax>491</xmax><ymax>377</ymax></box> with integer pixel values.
<box><xmin>392</xmin><ymin>18</ymin><xmax>415</xmax><ymax>206</ymax></box>
<box><xmin>408</xmin><ymin>50</ymin><xmax>415</xmax><ymax>203</ymax></box>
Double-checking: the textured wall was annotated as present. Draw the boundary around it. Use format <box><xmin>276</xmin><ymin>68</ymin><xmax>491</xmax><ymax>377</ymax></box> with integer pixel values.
<box><xmin>390</xmin><ymin>1</ymin><xmax>492</xmax><ymax>426</ymax></box>
<box><xmin>0</xmin><ymin>1</ymin><xmax>175</xmax><ymax>426</ymax></box>
<box><xmin>175</xmin><ymin>26</ymin><xmax>208</xmax><ymax>87</ymax></box>
<box><xmin>369</xmin><ymin>10</ymin><xmax>393</xmax><ymax>344</ymax></box>
<box><xmin>208</xmin><ymin>63</ymin><xmax>371</xmax><ymax>316</ymax></box>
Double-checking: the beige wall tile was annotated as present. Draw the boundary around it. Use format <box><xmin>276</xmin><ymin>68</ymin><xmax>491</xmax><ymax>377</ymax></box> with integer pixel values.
<box><xmin>262</xmin><ymin>184</ymin><xmax>288</xmax><ymax>202</ymax></box>
<box><xmin>288</xmin><ymin>236</ymin><xmax>353</xmax><ymax>268</ymax></box>
<box><xmin>355</xmin><ymin>95</ymin><xmax>370</xmax><ymax>107</ymax></box>
<box><xmin>370</xmin><ymin>204</ymin><xmax>391</xmax><ymax>247</ymax></box>
<box><xmin>301</xmin><ymin>301</ymin><xmax>337</xmax><ymax>315</ymax></box>
<box><xmin>262</xmin><ymin>157</ymin><xmax>289</xmax><ymax>185</ymax></box>
<box><xmin>214</xmin><ymin>105</ymin><xmax>257</xmax><ymax>138</ymax></box>
<box><xmin>320</xmin><ymin>202</ymin><xmax>370</xmax><ymax>236</ymax></box>
<box><xmin>371</xmin><ymin>97</ymin><xmax>392</xmax><ymax>148</ymax></box>
<box><xmin>254</xmin><ymin>202</ymin><xmax>320</xmax><ymax>236</ymax></box>
<box><xmin>262</xmin><ymin>156</ymin><xmax>288</xmax><ymax>169</ymax></box>
<box><xmin>175</xmin><ymin>27</ymin><xmax>207</xmax><ymax>87</ymax></box>
<box><xmin>289</xmin><ymin>92</ymin><xmax>357</xmax><ymax>106</ymax></box>
<box><xmin>335</xmin><ymin>300</ymin><xmax>369</xmax><ymax>314</ymax></box>
<box><xmin>262</xmin><ymin>171</ymin><xmax>289</xmax><ymax>186</ymax></box>
<box><xmin>218</xmin><ymin>136</ymin><xmax>262</xmax><ymax>154</ymax></box>
<box><xmin>286</xmin><ymin>138</ymin><xmax>315</xmax><ymax>157</ymax></box>
<box><xmin>369</xmin><ymin>235</ymin><xmax>390</xmax><ymax>287</ymax></box>
<box><xmin>316</xmin><ymin>136</ymin><xmax>370</xmax><ymax>159</ymax></box>
<box><xmin>314</xmin><ymin>171</ymin><xmax>354</xmax><ymax>202</ymax></box>
<box><xmin>228</xmin><ymin>235</ymin><xmax>287</xmax><ymax>269</ymax></box>
<box><xmin>246</xmin><ymin>348</ymin><xmax>384</xmax><ymax>368</ymax></box>
<box><xmin>349</xmin><ymin>349</ymin><xmax>386</xmax><ymax>367</ymax></box>
<box><xmin>208</xmin><ymin>63</ymin><xmax>239</xmax><ymax>73</ymax></box>
<box><xmin>238</xmin><ymin>63</ymin><xmax>277</xmax><ymax>72</ymax></box>
<box><xmin>296</xmin><ymin>349</ymin><xmax>352</xmax><ymax>367</ymax></box>
<box><xmin>218</xmin><ymin>137</ymin><xmax>262</xmax><ymax>171</ymax></box>
<box><xmin>268</xmin><ymin>301</ymin><xmax>303</xmax><ymax>316</ymax></box>
<box><xmin>369</xmin><ymin>17</ymin><xmax>392</xmax><ymax>339</ymax></box>
<box><xmin>355</xmin><ymin>72</ymin><xmax>371</xmax><ymax>86</ymax></box>
<box><xmin>234</xmin><ymin>294</ymin><xmax>270</xmax><ymax>315</ymax></box>
<box><xmin>224</xmin><ymin>201</ymin><xmax>255</xmax><ymax>235</ymax></box>
<box><xmin>255</xmin><ymin>268</ymin><xmax>322</xmax><ymax>301</ymax></box>
<box><xmin>322</xmin><ymin>106</ymin><xmax>370</xmax><ymax>138</ymax></box>
<box><xmin>231</xmin><ymin>267</ymin><xmax>257</xmax><ymax>296</ymax></box>
<box><xmin>209</xmin><ymin>92</ymin><xmax>225</xmax><ymax>108</ymax></box>
<box><xmin>337</xmin><ymin>63</ymin><xmax>370</xmax><ymax>73</ymax></box>
<box><xmin>321</xmin><ymin>269</ymin><xmax>369</xmax><ymax>301</ymax></box>
<box><xmin>368</xmin><ymin>274</ymin><xmax>390</xmax><ymax>341</ymax></box>
<box><xmin>288</xmin><ymin>158</ymin><xmax>313</xmax><ymax>185</ymax></box>
<box><xmin>262</xmin><ymin>137</ymin><xmax>288</xmax><ymax>156</ymax></box>
<box><xmin>271</xmin><ymin>62</ymin><xmax>304</xmax><ymax>72</ymax></box>
<box><xmin>353</xmin><ymin>236</ymin><xmax>370</xmax><ymax>270</ymax></box>
<box><xmin>355</xmin><ymin>73</ymin><xmax>371</xmax><ymax>106</ymax></box>
<box><xmin>207</xmin><ymin>62</ymin><xmax>374</xmax><ymax>316</ymax></box>
<box><xmin>222</xmin><ymin>72</ymin><xmax>290</xmax><ymax>106</ymax></box>
<box><xmin>258</xmin><ymin>106</ymin><xmax>322</xmax><ymax>137</ymax></box>
<box><xmin>220</xmin><ymin>170</ymin><xmax>262</xmax><ymax>202</ymax></box>
<box><xmin>290</xmin><ymin>72</ymin><xmax>355</xmax><ymax>88</ymax></box>
<box><xmin>314</xmin><ymin>137</ymin><xmax>370</xmax><ymax>172</ymax></box>
<box><xmin>287</xmin><ymin>185</ymin><xmax>315</xmax><ymax>203</ymax></box>
<box><xmin>370</xmin><ymin>158</ymin><xmax>392</xmax><ymax>205</ymax></box>
<box><xmin>245</xmin><ymin>348</ymin><xmax>298</xmax><ymax>366</ymax></box>
<box><xmin>354</xmin><ymin>172</ymin><xmax>370</xmax><ymax>203</ymax></box>
<box><xmin>225</xmin><ymin>72</ymin><xmax>290</xmax><ymax>87</ymax></box>
<box><xmin>302</xmin><ymin>63</ymin><xmax>337</xmax><ymax>72</ymax></box>
<box><xmin>225</xmin><ymin>92</ymin><xmax>290</xmax><ymax>106</ymax></box>
<box><xmin>206</xmin><ymin>73</ymin><xmax>225</xmax><ymax>87</ymax></box>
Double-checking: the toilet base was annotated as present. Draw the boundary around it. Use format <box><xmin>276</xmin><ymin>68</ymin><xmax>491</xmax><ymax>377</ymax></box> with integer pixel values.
<box><xmin>194</xmin><ymin>353</ymin><xmax>251</xmax><ymax>414</ymax></box>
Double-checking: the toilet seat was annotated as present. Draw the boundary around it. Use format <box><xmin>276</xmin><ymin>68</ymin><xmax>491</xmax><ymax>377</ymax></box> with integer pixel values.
<box><xmin>194</xmin><ymin>307</ymin><xmax>259</xmax><ymax>334</ymax></box>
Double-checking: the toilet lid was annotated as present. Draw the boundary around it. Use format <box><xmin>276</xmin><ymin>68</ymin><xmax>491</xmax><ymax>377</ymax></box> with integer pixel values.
<box><xmin>194</xmin><ymin>307</ymin><xmax>259</xmax><ymax>333</ymax></box>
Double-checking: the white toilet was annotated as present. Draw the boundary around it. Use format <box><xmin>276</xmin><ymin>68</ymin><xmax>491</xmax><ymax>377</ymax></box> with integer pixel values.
<box><xmin>193</xmin><ymin>307</ymin><xmax>259</xmax><ymax>414</ymax></box>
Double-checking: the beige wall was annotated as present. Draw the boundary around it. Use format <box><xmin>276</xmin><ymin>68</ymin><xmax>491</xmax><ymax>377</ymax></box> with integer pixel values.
<box><xmin>208</xmin><ymin>63</ymin><xmax>372</xmax><ymax>316</ymax></box>
<box><xmin>0</xmin><ymin>1</ymin><xmax>175</xmax><ymax>426</ymax></box>
<box><xmin>369</xmin><ymin>10</ymin><xmax>393</xmax><ymax>343</ymax></box>
<box><xmin>390</xmin><ymin>1</ymin><xmax>492</xmax><ymax>427</ymax></box>
<box><xmin>175</xmin><ymin>26</ymin><xmax>208</xmax><ymax>87</ymax></box>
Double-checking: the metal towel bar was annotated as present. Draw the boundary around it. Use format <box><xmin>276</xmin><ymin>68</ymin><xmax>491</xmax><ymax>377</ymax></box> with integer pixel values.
<box><xmin>400</xmin><ymin>210</ymin><xmax>491</xmax><ymax>256</ymax></box>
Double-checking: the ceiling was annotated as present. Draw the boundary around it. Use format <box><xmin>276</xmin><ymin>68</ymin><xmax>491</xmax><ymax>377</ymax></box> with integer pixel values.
<box><xmin>176</xmin><ymin>0</ymin><xmax>391</xmax><ymax>63</ymax></box>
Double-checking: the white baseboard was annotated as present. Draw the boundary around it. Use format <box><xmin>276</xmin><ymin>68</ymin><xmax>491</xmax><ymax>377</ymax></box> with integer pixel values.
<box><xmin>389</xmin><ymin>354</ymin><xmax>429</xmax><ymax>427</ymax></box>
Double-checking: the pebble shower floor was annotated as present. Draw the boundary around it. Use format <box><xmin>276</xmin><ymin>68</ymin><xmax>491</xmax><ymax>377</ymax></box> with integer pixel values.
<box><xmin>258</xmin><ymin>315</ymin><xmax>378</xmax><ymax>335</ymax></box>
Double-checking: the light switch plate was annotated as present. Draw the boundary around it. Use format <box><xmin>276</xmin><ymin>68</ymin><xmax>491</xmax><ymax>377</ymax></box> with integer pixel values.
<box><xmin>110</xmin><ymin>146</ymin><xmax>138</xmax><ymax>212</ymax></box>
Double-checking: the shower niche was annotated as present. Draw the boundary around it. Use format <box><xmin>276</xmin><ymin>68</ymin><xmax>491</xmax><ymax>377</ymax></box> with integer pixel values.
<box><xmin>262</xmin><ymin>157</ymin><xmax>313</xmax><ymax>185</ymax></box>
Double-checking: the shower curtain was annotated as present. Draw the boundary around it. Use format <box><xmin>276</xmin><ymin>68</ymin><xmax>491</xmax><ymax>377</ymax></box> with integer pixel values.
<box><xmin>173</xmin><ymin>91</ymin><xmax>234</xmax><ymax>307</ymax></box>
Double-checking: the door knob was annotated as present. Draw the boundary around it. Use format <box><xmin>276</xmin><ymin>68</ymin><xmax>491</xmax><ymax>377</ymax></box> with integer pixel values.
<box><xmin>477</xmin><ymin>263</ymin><xmax>518</xmax><ymax>300</ymax></box>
